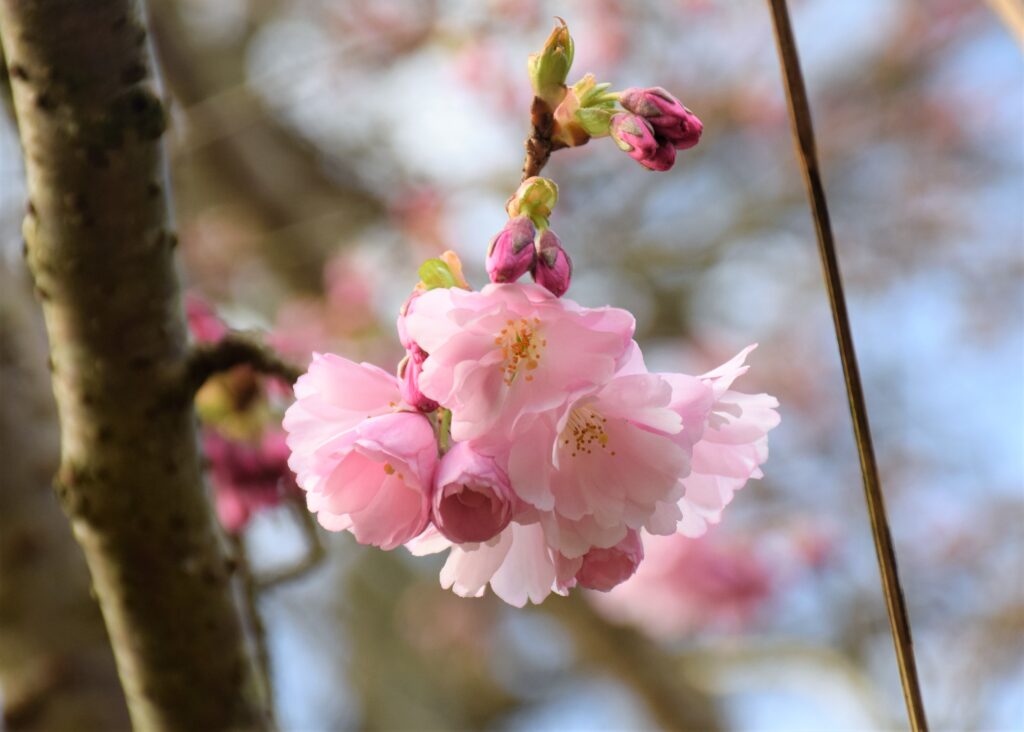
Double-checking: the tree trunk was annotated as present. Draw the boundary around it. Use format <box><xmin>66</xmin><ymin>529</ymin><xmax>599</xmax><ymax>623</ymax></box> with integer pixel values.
<box><xmin>0</xmin><ymin>1</ymin><xmax>269</xmax><ymax>728</ymax></box>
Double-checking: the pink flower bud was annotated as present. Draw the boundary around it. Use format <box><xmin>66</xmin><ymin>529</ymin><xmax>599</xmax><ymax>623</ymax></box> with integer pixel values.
<box><xmin>531</xmin><ymin>229</ymin><xmax>572</xmax><ymax>297</ymax></box>
<box><xmin>575</xmin><ymin>530</ymin><xmax>644</xmax><ymax>591</ymax></box>
<box><xmin>486</xmin><ymin>215</ymin><xmax>536</xmax><ymax>284</ymax></box>
<box><xmin>610</xmin><ymin>113</ymin><xmax>675</xmax><ymax>171</ymax></box>
<box><xmin>619</xmin><ymin>87</ymin><xmax>703</xmax><ymax>150</ymax></box>
<box><xmin>399</xmin><ymin>348</ymin><xmax>439</xmax><ymax>413</ymax></box>
<box><xmin>432</xmin><ymin>442</ymin><xmax>515</xmax><ymax>544</ymax></box>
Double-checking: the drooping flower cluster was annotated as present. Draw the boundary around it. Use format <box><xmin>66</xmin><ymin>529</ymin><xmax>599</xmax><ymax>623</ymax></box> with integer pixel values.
<box><xmin>283</xmin><ymin>260</ymin><xmax>778</xmax><ymax>605</ymax></box>
<box><xmin>281</xmin><ymin>20</ymin><xmax>777</xmax><ymax>606</ymax></box>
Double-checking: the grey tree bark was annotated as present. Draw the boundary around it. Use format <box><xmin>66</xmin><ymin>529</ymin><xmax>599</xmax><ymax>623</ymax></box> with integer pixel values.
<box><xmin>0</xmin><ymin>1</ymin><xmax>269</xmax><ymax>728</ymax></box>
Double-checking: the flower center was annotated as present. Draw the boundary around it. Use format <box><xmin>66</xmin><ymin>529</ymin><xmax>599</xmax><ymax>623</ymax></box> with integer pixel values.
<box><xmin>495</xmin><ymin>318</ymin><xmax>546</xmax><ymax>385</ymax></box>
<box><xmin>561</xmin><ymin>406</ymin><xmax>615</xmax><ymax>458</ymax></box>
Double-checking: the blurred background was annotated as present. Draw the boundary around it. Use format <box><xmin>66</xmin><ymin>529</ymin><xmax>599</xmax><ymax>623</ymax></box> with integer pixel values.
<box><xmin>1</xmin><ymin>0</ymin><xmax>1022</xmax><ymax>730</ymax></box>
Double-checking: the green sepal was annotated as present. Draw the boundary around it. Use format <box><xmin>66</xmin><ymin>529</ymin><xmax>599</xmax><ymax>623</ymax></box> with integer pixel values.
<box><xmin>418</xmin><ymin>258</ymin><xmax>459</xmax><ymax>290</ymax></box>
<box><xmin>576</xmin><ymin>107</ymin><xmax>613</xmax><ymax>137</ymax></box>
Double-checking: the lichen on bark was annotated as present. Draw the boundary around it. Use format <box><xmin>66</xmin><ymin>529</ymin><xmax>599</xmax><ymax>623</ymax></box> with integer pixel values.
<box><xmin>0</xmin><ymin>1</ymin><xmax>269</xmax><ymax>728</ymax></box>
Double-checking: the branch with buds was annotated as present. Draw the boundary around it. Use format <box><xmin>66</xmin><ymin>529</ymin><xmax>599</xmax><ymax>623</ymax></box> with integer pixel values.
<box><xmin>521</xmin><ymin>19</ymin><xmax>703</xmax><ymax>181</ymax></box>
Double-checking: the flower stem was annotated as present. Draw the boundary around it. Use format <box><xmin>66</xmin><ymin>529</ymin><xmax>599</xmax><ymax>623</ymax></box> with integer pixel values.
<box><xmin>766</xmin><ymin>2</ymin><xmax>929</xmax><ymax>730</ymax></box>
<box><xmin>521</xmin><ymin>96</ymin><xmax>557</xmax><ymax>181</ymax></box>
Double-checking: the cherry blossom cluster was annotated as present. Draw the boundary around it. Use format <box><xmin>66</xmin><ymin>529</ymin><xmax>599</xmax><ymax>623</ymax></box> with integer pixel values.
<box><xmin>281</xmin><ymin>20</ymin><xmax>779</xmax><ymax>606</ymax></box>
<box><xmin>283</xmin><ymin>254</ymin><xmax>778</xmax><ymax>605</ymax></box>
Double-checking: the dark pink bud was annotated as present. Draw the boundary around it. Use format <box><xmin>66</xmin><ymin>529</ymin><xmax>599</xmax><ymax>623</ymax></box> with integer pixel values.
<box><xmin>399</xmin><ymin>350</ymin><xmax>439</xmax><ymax>413</ymax></box>
<box><xmin>532</xmin><ymin>229</ymin><xmax>572</xmax><ymax>297</ymax></box>
<box><xmin>619</xmin><ymin>86</ymin><xmax>703</xmax><ymax>150</ymax></box>
<box><xmin>575</xmin><ymin>530</ymin><xmax>644</xmax><ymax>591</ymax></box>
<box><xmin>610</xmin><ymin>113</ymin><xmax>675</xmax><ymax>171</ymax></box>
<box><xmin>486</xmin><ymin>215</ymin><xmax>536</xmax><ymax>284</ymax></box>
<box><xmin>432</xmin><ymin>442</ymin><xmax>515</xmax><ymax>544</ymax></box>
<box><xmin>646</xmin><ymin>139</ymin><xmax>677</xmax><ymax>172</ymax></box>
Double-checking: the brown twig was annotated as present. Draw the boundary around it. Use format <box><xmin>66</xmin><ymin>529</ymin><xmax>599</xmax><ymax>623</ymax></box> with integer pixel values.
<box><xmin>766</xmin><ymin>2</ymin><xmax>929</xmax><ymax>730</ymax></box>
<box><xmin>185</xmin><ymin>334</ymin><xmax>303</xmax><ymax>395</ymax></box>
<box><xmin>255</xmin><ymin>500</ymin><xmax>327</xmax><ymax>590</ymax></box>
<box><xmin>228</xmin><ymin>535</ymin><xmax>275</xmax><ymax>723</ymax></box>
<box><xmin>521</xmin><ymin>96</ymin><xmax>559</xmax><ymax>181</ymax></box>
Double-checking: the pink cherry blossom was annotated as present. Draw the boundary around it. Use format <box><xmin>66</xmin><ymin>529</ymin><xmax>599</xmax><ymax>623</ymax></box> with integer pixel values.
<box><xmin>204</xmin><ymin>429</ymin><xmax>299</xmax><ymax>534</ymax></box>
<box><xmin>673</xmin><ymin>346</ymin><xmax>781</xmax><ymax>537</ymax></box>
<box><xmin>575</xmin><ymin>529</ymin><xmax>644</xmax><ymax>591</ymax></box>
<box><xmin>403</xmin><ymin>282</ymin><xmax>635</xmax><ymax>443</ymax></box>
<box><xmin>408</xmin><ymin>519</ymin><xmax>581</xmax><ymax>608</ymax></box>
<box><xmin>432</xmin><ymin>441</ymin><xmax>515</xmax><ymax>544</ymax></box>
<box><xmin>508</xmin><ymin>372</ymin><xmax>690</xmax><ymax>558</ymax></box>
<box><xmin>283</xmin><ymin>354</ymin><xmax>438</xmax><ymax>549</ymax></box>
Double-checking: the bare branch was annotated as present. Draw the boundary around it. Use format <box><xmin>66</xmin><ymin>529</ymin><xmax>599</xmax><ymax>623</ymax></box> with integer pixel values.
<box><xmin>185</xmin><ymin>334</ymin><xmax>303</xmax><ymax>395</ymax></box>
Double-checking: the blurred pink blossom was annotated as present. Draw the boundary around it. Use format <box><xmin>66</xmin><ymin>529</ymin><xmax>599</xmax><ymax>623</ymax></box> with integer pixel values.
<box><xmin>185</xmin><ymin>293</ymin><xmax>228</xmax><ymax>344</ymax></box>
<box><xmin>204</xmin><ymin>429</ymin><xmax>300</xmax><ymax>534</ymax></box>
<box><xmin>590</xmin><ymin>531</ymin><xmax>776</xmax><ymax>636</ymax></box>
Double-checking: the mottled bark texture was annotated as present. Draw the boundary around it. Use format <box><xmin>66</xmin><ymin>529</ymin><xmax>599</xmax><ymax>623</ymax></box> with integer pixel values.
<box><xmin>0</xmin><ymin>267</ymin><xmax>131</xmax><ymax>731</ymax></box>
<box><xmin>0</xmin><ymin>2</ymin><xmax>268</xmax><ymax>729</ymax></box>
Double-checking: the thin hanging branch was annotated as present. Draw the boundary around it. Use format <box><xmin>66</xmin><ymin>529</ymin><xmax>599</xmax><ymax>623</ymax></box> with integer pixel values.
<box><xmin>765</xmin><ymin>2</ymin><xmax>929</xmax><ymax>730</ymax></box>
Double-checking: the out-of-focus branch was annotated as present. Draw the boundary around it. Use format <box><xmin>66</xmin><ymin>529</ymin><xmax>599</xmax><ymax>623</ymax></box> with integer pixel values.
<box><xmin>0</xmin><ymin>266</ymin><xmax>131</xmax><ymax>731</ymax></box>
<box><xmin>256</xmin><ymin>501</ymin><xmax>327</xmax><ymax>589</ymax></box>
<box><xmin>148</xmin><ymin>0</ymin><xmax>385</xmax><ymax>294</ymax></box>
<box><xmin>544</xmin><ymin>595</ymin><xmax>721</xmax><ymax>731</ymax></box>
<box><xmin>986</xmin><ymin>0</ymin><xmax>1024</xmax><ymax>49</ymax></box>
<box><xmin>184</xmin><ymin>333</ymin><xmax>303</xmax><ymax>395</ymax></box>
<box><xmin>0</xmin><ymin>1</ymin><xmax>269</xmax><ymax>727</ymax></box>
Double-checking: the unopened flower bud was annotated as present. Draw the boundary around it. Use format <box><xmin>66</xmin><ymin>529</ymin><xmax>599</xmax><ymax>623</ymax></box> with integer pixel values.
<box><xmin>532</xmin><ymin>229</ymin><xmax>572</xmax><ymax>297</ymax></box>
<box><xmin>619</xmin><ymin>86</ymin><xmax>703</xmax><ymax>150</ymax></box>
<box><xmin>505</xmin><ymin>176</ymin><xmax>559</xmax><ymax>225</ymax></box>
<box><xmin>432</xmin><ymin>442</ymin><xmax>515</xmax><ymax>544</ymax></box>
<box><xmin>399</xmin><ymin>350</ymin><xmax>439</xmax><ymax>413</ymax></box>
<box><xmin>576</xmin><ymin>530</ymin><xmax>644</xmax><ymax>591</ymax></box>
<box><xmin>487</xmin><ymin>216</ymin><xmax>536</xmax><ymax>284</ymax></box>
<box><xmin>610</xmin><ymin>113</ymin><xmax>675</xmax><ymax>171</ymax></box>
<box><xmin>527</xmin><ymin>19</ymin><xmax>574</xmax><ymax>108</ymax></box>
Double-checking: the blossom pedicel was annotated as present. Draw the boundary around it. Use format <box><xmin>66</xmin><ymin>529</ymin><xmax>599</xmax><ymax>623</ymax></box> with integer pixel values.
<box><xmin>282</xmin><ymin>21</ymin><xmax>778</xmax><ymax>606</ymax></box>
